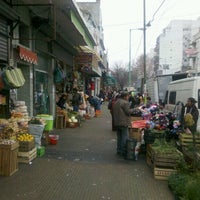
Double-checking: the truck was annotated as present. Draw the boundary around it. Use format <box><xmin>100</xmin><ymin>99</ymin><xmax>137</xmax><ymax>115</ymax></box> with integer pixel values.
<box><xmin>146</xmin><ymin>73</ymin><xmax>188</xmax><ymax>105</ymax></box>
<box><xmin>164</xmin><ymin>76</ymin><xmax>200</xmax><ymax>131</ymax></box>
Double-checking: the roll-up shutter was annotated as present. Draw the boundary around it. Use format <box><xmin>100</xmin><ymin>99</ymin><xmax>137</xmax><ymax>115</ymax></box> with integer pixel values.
<box><xmin>0</xmin><ymin>18</ymin><xmax>8</xmax><ymax>61</ymax></box>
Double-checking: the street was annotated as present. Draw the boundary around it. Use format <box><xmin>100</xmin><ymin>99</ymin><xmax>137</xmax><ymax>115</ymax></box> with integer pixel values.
<box><xmin>0</xmin><ymin>103</ymin><xmax>174</xmax><ymax>200</ymax></box>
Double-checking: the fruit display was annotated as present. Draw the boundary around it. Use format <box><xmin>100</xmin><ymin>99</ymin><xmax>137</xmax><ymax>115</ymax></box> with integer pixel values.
<box><xmin>17</xmin><ymin>133</ymin><xmax>34</xmax><ymax>142</ymax></box>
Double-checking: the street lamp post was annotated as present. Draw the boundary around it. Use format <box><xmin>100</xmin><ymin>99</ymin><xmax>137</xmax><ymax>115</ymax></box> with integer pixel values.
<box><xmin>129</xmin><ymin>0</ymin><xmax>150</xmax><ymax>92</ymax></box>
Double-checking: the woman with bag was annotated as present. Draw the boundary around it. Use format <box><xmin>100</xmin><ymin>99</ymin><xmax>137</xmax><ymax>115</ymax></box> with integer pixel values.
<box><xmin>184</xmin><ymin>97</ymin><xmax>199</xmax><ymax>133</ymax></box>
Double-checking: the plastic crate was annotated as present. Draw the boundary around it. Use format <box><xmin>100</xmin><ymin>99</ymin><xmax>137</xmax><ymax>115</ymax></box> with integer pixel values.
<box><xmin>37</xmin><ymin>146</ymin><xmax>45</xmax><ymax>157</ymax></box>
<box><xmin>36</xmin><ymin>114</ymin><xmax>53</xmax><ymax>131</ymax></box>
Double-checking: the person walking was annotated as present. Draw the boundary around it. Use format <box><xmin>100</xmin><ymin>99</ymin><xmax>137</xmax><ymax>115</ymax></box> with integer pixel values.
<box><xmin>112</xmin><ymin>91</ymin><xmax>135</xmax><ymax>157</ymax></box>
<box><xmin>185</xmin><ymin>97</ymin><xmax>199</xmax><ymax>133</ymax></box>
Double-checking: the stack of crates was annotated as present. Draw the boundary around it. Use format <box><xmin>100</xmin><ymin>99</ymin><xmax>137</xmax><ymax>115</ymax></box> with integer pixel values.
<box><xmin>18</xmin><ymin>140</ymin><xmax>37</xmax><ymax>164</ymax></box>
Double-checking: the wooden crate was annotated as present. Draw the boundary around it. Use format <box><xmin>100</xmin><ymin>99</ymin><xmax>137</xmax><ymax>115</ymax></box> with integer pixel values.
<box><xmin>146</xmin><ymin>144</ymin><xmax>155</xmax><ymax>161</ymax></box>
<box><xmin>19</xmin><ymin>140</ymin><xmax>35</xmax><ymax>152</ymax></box>
<box><xmin>154</xmin><ymin>167</ymin><xmax>177</xmax><ymax>180</ymax></box>
<box><xmin>0</xmin><ymin>141</ymin><xmax>19</xmax><ymax>150</ymax></box>
<box><xmin>129</xmin><ymin>128</ymin><xmax>142</xmax><ymax>142</ymax></box>
<box><xmin>154</xmin><ymin>151</ymin><xmax>183</xmax><ymax>168</ymax></box>
<box><xmin>131</xmin><ymin>116</ymin><xmax>142</xmax><ymax>122</ymax></box>
<box><xmin>179</xmin><ymin>133</ymin><xmax>200</xmax><ymax>147</ymax></box>
<box><xmin>18</xmin><ymin>147</ymin><xmax>37</xmax><ymax>163</ymax></box>
<box><xmin>55</xmin><ymin>115</ymin><xmax>66</xmax><ymax>129</ymax></box>
<box><xmin>146</xmin><ymin>144</ymin><xmax>183</xmax><ymax>168</ymax></box>
<box><xmin>0</xmin><ymin>142</ymin><xmax>19</xmax><ymax>176</ymax></box>
<box><xmin>146</xmin><ymin>153</ymin><xmax>154</xmax><ymax>169</ymax></box>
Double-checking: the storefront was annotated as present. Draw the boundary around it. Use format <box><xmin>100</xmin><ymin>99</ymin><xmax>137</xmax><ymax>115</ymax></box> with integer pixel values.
<box><xmin>0</xmin><ymin>2</ymin><xmax>19</xmax><ymax>119</ymax></box>
<box><xmin>74</xmin><ymin>48</ymin><xmax>102</xmax><ymax>96</ymax></box>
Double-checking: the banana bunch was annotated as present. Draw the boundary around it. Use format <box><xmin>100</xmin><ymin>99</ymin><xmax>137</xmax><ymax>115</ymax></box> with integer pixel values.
<box><xmin>184</xmin><ymin>113</ymin><xmax>195</xmax><ymax>126</ymax></box>
<box><xmin>17</xmin><ymin>133</ymin><xmax>34</xmax><ymax>142</ymax></box>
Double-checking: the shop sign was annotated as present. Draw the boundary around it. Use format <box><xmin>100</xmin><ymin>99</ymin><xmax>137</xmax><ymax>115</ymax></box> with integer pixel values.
<box><xmin>74</xmin><ymin>53</ymin><xmax>92</xmax><ymax>67</ymax></box>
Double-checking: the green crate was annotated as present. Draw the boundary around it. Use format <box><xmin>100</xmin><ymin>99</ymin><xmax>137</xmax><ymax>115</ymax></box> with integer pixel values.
<box><xmin>37</xmin><ymin>146</ymin><xmax>45</xmax><ymax>157</ymax></box>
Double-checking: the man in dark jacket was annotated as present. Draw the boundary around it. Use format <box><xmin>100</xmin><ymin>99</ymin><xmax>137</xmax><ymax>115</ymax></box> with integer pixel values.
<box><xmin>113</xmin><ymin>91</ymin><xmax>135</xmax><ymax>157</ymax></box>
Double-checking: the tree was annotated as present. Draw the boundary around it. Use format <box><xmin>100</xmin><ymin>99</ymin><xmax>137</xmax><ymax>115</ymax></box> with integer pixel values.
<box><xmin>111</xmin><ymin>62</ymin><xmax>128</xmax><ymax>90</ymax></box>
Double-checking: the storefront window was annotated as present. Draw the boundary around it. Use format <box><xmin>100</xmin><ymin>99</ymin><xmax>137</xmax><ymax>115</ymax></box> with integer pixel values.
<box><xmin>34</xmin><ymin>71</ymin><xmax>49</xmax><ymax>115</ymax></box>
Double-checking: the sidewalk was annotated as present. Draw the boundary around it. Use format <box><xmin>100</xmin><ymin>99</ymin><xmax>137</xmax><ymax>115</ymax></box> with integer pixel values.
<box><xmin>0</xmin><ymin>103</ymin><xmax>175</xmax><ymax>200</ymax></box>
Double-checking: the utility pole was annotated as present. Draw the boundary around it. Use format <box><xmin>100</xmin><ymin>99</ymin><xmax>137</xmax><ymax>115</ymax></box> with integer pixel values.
<box><xmin>129</xmin><ymin>28</ymin><xmax>143</xmax><ymax>87</ymax></box>
<box><xmin>128</xmin><ymin>29</ymin><xmax>132</xmax><ymax>87</ymax></box>
<box><xmin>143</xmin><ymin>0</ymin><xmax>147</xmax><ymax>104</ymax></box>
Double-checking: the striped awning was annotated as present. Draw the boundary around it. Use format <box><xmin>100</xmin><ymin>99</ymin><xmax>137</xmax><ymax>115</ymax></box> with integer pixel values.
<box><xmin>18</xmin><ymin>46</ymin><xmax>38</xmax><ymax>65</ymax></box>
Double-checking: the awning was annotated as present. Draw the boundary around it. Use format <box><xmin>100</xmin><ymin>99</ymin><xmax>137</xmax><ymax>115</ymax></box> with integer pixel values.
<box><xmin>75</xmin><ymin>46</ymin><xmax>102</xmax><ymax>77</ymax></box>
<box><xmin>102</xmin><ymin>73</ymin><xmax>116</xmax><ymax>86</ymax></box>
<box><xmin>18</xmin><ymin>46</ymin><xmax>38</xmax><ymax>65</ymax></box>
<box><xmin>77</xmin><ymin>46</ymin><xmax>103</xmax><ymax>62</ymax></box>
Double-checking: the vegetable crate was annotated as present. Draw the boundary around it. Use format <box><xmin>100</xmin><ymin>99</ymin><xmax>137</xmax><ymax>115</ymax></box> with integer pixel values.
<box><xmin>146</xmin><ymin>144</ymin><xmax>154</xmax><ymax>169</ymax></box>
<box><xmin>153</xmin><ymin>151</ymin><xmax>183</xmax><ymax>168</ymax></box>
<box><xmin>129</xmin><ymin>128</ymin><xmax>143</xmax><ymax>142</ymax></box>
<box><xmin>147</xmin><ymin>145</ymin><xmax>183</xmax><ymax>167</ymax></box>
<box><xmin>66</xmin><ymin>122</ymin><xmax>79</xmax><ymax>128</ymax></box>
<box><xmin>146</xmin><ymin>144</ymin><xmax>182</xmax><ymax>180</ymax></box>
<box><xmin>179</xmin><ymin>133</ymin><xmax>200</xmax><ymax>147</ymax></box>
<box><xmin>0</xmin><ymin>142</ymin><xmax>19</xmax><ymax>176</ymax></box>
<box><xmin>154</xmin><ymin>167</ymin><xmax>177</xmax><ymax>180</ymax></box>
<box><xmin>19</xmin><ymin>140</ymin><xmax>35</xmax><ymax>152</ymax></box>
<box><xmin>18</xmin><ymin>147</ymin><xmax>37</xmax><ymax>164</ymax></box>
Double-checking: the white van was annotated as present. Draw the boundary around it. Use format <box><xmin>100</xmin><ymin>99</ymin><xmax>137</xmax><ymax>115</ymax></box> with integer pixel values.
<box><xmin>164</xmin><ymin>76</ymin><xmax>200</xmax><ymax>131</ymax></box>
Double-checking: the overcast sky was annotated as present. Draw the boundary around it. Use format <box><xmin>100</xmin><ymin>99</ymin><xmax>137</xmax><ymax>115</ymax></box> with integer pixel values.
<box><xmin>100</xmin><ymin>0</ymin><xmax>200</xmax><ymax>67</ymax></box>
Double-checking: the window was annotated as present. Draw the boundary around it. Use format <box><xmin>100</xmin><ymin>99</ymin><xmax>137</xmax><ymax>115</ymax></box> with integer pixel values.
<box><xmin>169</xmin><ymin>91</ymin><xmax>176</xmax><ymax>104</ymax></box>
<box><xmin>34</xmin><ymin>71</ymin><xmax>49</xmax><ymax>115</ymax></box>
<box><xmin>164</xmin><ymin>90</ymin><xmax>168</xmax><ymax>105</ymax></box>
<box><xmin>19</xmin><ymin>24</ymin><xmax>30</xmax><ymax>47</ymax></box>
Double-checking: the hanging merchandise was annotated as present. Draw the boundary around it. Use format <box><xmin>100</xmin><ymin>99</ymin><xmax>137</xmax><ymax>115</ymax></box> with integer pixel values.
<box><xmin>0</xmin><ymin>72</ymin><xmax>5</xmax><ymax>90</ymax></box>
<box><xmin>54</xmin><ymin>62</ymin><xmax>65</xmax><ymax>83</ymax></box>
<box><xmin>2</xmin><ymin>67</ymin><xmax>25</xmax><ymax>89</ymax></box>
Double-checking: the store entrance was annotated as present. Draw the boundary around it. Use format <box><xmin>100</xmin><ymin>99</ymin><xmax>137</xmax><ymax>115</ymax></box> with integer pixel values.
<box><xmin>34</xmin><ymin>70</ymin><xmax>50</xmax><ymax>115</ymax></box>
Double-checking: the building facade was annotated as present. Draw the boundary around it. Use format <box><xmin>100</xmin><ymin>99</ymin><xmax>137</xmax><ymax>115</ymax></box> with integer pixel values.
<box><xmin>0</xmin><ymin>0</ymin><xmax>107</xmax><ymax>119</ymax></box>
<box><xmin>155</xmin><ymin>19</ymin><xmax>200</xmax><ymax>75</ymax></box>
